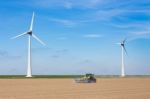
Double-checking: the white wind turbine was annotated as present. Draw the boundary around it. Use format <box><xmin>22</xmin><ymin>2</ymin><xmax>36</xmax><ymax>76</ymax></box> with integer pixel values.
<box><xmin>11</xmin><ymin>12</ymin><xmax>46</xmax><ymax>77</ymax></box>
<box><xmin>117</xmin><ymin>38</ymin><xmax>128</xmax><ymax>77</ymax></box>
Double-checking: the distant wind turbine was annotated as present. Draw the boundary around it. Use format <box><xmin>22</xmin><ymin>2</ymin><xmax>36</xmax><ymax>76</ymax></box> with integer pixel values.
<box><xmin>11</xmin><ymin>12</ymin><xmax>46</xmax><ymax>77</ymax></box>
<box><xmin>117</xmin><ymin>38</ymin><xmax>128</xmax><ymax>77</ymax></box>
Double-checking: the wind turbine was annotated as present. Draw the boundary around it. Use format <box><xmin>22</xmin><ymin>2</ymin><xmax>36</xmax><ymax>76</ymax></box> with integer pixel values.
<box><xmin>11</xmin><ymin>12</ymin><xmax>46</xmax><ymax>77</ymax></box>
<box><xmin>117</xmin><ymin>38</ymin><xmax>128</xmax><ymax>77</ymax></box>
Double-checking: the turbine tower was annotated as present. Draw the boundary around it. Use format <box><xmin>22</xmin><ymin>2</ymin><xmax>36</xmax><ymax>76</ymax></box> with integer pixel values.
<box><xmin>117</xmin><ymin>38</ymin><xmax>127</xmax><ymax>77</ymax></box>
<box><xmin>11</xmin><ymin>12</ymin><xmax>46</xmax><ymax>77</ymax></box>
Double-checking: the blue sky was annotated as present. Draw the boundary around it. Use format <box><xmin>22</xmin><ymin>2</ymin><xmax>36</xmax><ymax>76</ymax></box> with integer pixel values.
<box><xmin>0</xmin><ymin>0</ymin><xmax>150</xmax><ymax>75</ymax></box>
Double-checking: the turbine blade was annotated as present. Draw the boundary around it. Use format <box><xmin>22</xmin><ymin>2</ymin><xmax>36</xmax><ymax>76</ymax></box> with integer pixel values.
<box><xmin>30</xmin><ymin>12</ymin><xmax>35</xmax><ymax>31</ymax></box>
<box><xmin>123</xmin><ymin>38</ymin><xmax>127</xmax><ymax>44</ymax></box>
<box><xmin>32</xmin><ymin>34</ymin><xmax>46</xmax><ymax>46</ymax></box>
<box><xmin>123</xmin><ymin>45</ymin><xmax>128</xmax><ymax>55</ymax></box>
<box><xmin>11</xmin><ymin>32</ymin><xmax>27</xmax><ymax>39</ymax></box>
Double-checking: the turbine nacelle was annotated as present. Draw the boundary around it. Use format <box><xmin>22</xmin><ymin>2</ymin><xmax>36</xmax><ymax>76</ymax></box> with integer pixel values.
<box><xmin>27</xmin><ymin>31</ymin><xmax>32</xmax><ymax>35</ymax></box>
<box><xmin>121</xmin><ymin>43</ymin><xmax>125</xmax><ymax>47</ymax></box>
<box><xmin>117</xmin><ymin>38</ymin><xmax>127</xmax><ymax>55</ymax></box>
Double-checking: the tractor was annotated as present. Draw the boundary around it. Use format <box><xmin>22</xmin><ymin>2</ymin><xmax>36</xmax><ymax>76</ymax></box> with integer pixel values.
<box><xmin>75</xmin><ymin>73</ymin><xmax>96</xmax><ymax>83</ymax></box>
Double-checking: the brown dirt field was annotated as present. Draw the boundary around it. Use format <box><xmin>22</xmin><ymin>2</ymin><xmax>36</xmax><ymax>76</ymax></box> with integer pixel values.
<box><xmin>0</xmin><ymin>78</ymin><xmax>150</xmax><ymax>99</ymax></box>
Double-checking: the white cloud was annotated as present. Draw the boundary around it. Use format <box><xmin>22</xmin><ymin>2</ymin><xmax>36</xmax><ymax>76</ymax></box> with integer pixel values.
<box><xmin>83</xmin><ymin>34</ymin><xmax>103</xmax><ymax>39</ymax></box>
<box><xmin>127</xmin><ymin>35</ymin><xmax>150</xmax><ymax>42</ymax></box>
<box><xmin>21</xmin><ymin>0</ymin><xmax>110</xmax><ymax>9</ymax></box>
<box><xmin>91</xmin><ymin>9</ymin><xmax>150</xmax><ymax>22</ymax></box>
<box><xmin>63</xmin><ymin>2</ymin><xmax>73</xmax><ymax>9</ymax></box>
<box><xmin>19</xmin><ymin>0</ymin><xmax>150</xmax><ymax>31</ymax></box>
<box><xmin>129</xmin><ymin>24</ymin><xmax>150</xmax><ymax>36</ymax></box>
<box><xmin>133</xmin><ymin>31</ymin><xmax>150</xmax><ymax>36</ymax></box>
<box><xmin>127</xmin><ymin>26</ymin><xmax>150</xmax><ymax>42</ymax></box>
<box><xmin>16</xmin><ymin>0</ymin><xmax>150</xmax><ymax>12</ymax></box>
<box><xmin>48</xmin><ymin>18</ymin><xmax>77</xmax><ymax>27</ymax></box>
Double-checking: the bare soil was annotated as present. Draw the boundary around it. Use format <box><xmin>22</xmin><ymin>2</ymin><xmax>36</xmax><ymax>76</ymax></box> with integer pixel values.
<box><xmin>0</xmin><ymin>78</ymin><xmax>150</xmax><ymax>99</ymax></box>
